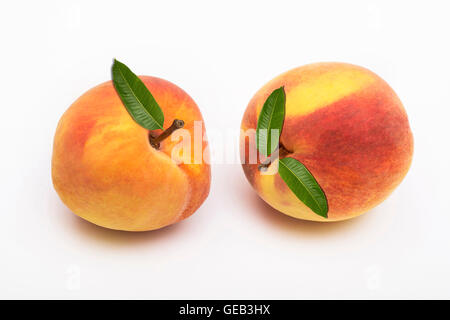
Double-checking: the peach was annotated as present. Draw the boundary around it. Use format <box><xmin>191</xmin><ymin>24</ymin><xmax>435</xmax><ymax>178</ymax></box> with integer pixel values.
<box><xmin>240</xmin><ymin>62</ymin><xmax>413</xmax><ymax>221</ymax></box>
<box><xmin>52</xmin><ymin>76</ymin><xmax>210</xmax><ymax>231</ymax></box>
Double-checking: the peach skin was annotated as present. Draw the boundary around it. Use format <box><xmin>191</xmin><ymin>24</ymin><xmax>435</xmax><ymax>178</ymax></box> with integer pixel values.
<box><xmin>240</xmin><ymin>62</ymin><xmax>413</xmax><ymax>222</ymax></box>
<box><xmin>52</xmin><ymin>76</ymin><xmax>210</xmax><ymax>231</ymax></box>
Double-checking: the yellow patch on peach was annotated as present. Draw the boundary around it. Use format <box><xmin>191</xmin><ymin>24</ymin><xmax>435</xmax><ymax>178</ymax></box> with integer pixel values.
<box><xmin>257</xmin><ymin>160</ymin><xmax>328</xmax><ymax>222</ymax></box>
<box><xmin>255</xmin><ymin>63</ymin><xmax>376</xmax><ymax>118</ymax></box>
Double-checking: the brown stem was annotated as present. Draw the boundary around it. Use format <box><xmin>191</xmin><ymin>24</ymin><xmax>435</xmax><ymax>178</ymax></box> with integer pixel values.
<box><xmin>258</xmin><ymin>143</ymin><xmax>291</xmax><ymax>172</ymax></box>
<box><xmin>149</xmin><ymin>119</ymin><xmax>184</xmax><ymax>149</ymax></box>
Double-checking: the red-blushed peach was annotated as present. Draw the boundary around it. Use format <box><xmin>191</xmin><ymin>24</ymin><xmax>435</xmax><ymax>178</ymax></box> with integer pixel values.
<box><xmin>52</xmin><ymin>76</ymin><xmax>210</xmax><ymax>231</ymax></box>
<box><xmin>240</xmin><ymin>62</ymin><xmax>413</xmax><ymax>222</ymax></box>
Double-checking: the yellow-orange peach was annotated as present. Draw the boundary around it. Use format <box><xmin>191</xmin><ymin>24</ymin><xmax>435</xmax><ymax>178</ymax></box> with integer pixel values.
<box><xmin>52</xmin><ymin>76</ymin><xmax>210</xmax><ymax>231</ymax></box>
<box><xmin>240</xmin><ymin>62</ymin><xmax>413</xmax><ymax>222</ymax></box>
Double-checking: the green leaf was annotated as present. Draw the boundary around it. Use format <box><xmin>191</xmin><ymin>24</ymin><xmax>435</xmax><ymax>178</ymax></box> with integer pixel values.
<box><xmin>278</xmin><ymin>157</ymin><xmax>328</xmax><ymax>218</ymax></box>
<box><xmin>256</xmin><ymin>87</ymin><xmax>286</xmax><ymax>157</ymax></box>
<box><xmin>112</xmin><ymin>59</ymin><xmax>164</xmax><ymax>130</ymax></box>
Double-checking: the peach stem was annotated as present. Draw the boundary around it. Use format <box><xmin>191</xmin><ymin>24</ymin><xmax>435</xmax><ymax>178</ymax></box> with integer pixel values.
<box><xmin>258</xmin><ymin>143</ymin><xmax>291</xmax><ymax>172</ymax></box>
<box><xmin>149</xmin><ymin>119</ymin><xmax>184</xmax><ymax>149</ymax></box>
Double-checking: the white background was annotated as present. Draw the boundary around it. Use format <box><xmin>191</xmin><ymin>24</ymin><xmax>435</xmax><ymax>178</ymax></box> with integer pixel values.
<box><xmin>1</xmin><ymin>0</ymin><xmax>449</xmax><ymax>299</ymax></box>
